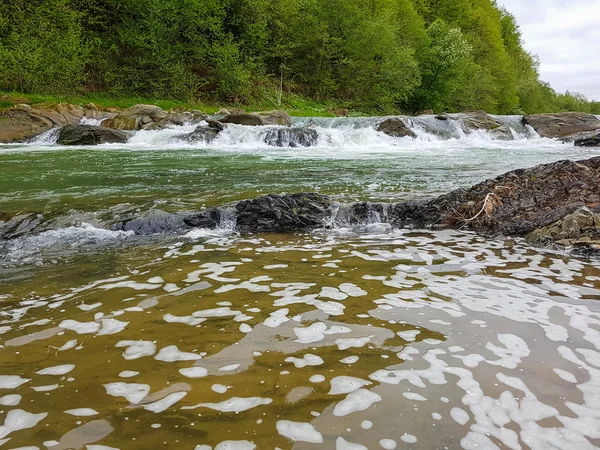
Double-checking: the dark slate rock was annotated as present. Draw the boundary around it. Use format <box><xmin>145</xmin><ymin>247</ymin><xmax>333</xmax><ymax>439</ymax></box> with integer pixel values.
<box><xmin>235</xmin><ymin>193</ymin><xmax>333</xmax><ymax>233</ymax></box>
<box><xmin>57</xmin><ymin>124</ymin><xmax>129</xmax><ymax>145</ymax></box>
<box><xmin>184</xmin><ymin>208</ymin><xmax>222</xmax><ymax>228</ymax></box>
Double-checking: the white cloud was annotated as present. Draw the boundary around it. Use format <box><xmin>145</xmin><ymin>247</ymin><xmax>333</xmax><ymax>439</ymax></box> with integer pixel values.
<box><xmin>498</xmin><ymin>0</ymin><xmax>600</xmax><ymax>100</ymax></box>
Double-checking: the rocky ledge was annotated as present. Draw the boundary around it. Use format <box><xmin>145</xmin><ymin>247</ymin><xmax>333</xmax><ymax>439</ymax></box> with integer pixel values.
<box><xmin>2</xmin><ymin>157</ymin><xmax>599</xmax><ymax>255</ymax></box>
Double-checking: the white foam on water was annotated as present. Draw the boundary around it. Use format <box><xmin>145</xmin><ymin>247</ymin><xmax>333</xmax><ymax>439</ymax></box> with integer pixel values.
<box><xmin>155</xmin><ymin>345</ymin><xmax>201</xmax><ymax>362</ymax></box>
<box><xmin>285</xmin><ymin>354</ymin><xmax>324</xmax><ymax>368</ymax></box>
<box><xmin>336</xmin><ymin>437</ymin><xmax>368</xmax><ymax>449</ymax></box>
<box><xmin>78</xmin><ymin>303</ymin><xmax>102</xmax><ymax>312</ymax></box>
<box><xmin>116</xmin><ymin>340</ymin><xmax>157</xmax><ymax>360</ymax></box>
<box><xmin>0</xmin><ymin>394</ymin><xmax>21</xmax><ymax>406</ymax></box>
<box><xmin>328</xmin><ymin>376</ymin><xmax>372</xmax><ymax>395</ymax></box>
<box><xmin>239</xmin><ymin>324</ymin><xmax>252</xmax><ymax>333</ymax></box>
<box><xmin>335</xmin><ymin>336</ymin><xmax>372</xmax><ymax>350</ymax></box>
<box><xmin>104</xmin><ymin>382</ymin><xmax>150</xmax><ymax>404</ymax></box>
<box><xmin>36</xmin><ymin>364</ymin><xmax>75</xmax><ymax>376</ymax></box>
<box><xmin>276</xmin><ymin>420</ymin><xmax>323</xmax><ymax>443</ymax></box>
<box><xmin>361</xmin><ymin>420</ymin><xmax>373</xmax><ymax>430</ymax></box>
<box><xmin>212</xmin><ymin>384</ymin><xmax>229</xmax><ymax>394</ymax></box>
<box><xmin>0</xmin><ymin>375</ymin><xmax>30</xmax><ymax>389</ymax></box>
<box><xmin>164</xmin><ymin>313</ymin><xmax>206</xmax><ymax>326</ymax></box>
<box><xmin>57</xmin><ymin>340</ymin><xmax>78</xmax><ymax>351</ymax></box>
<box><xmin>59</xmin><ymin>320</ymin><xmax>101</xmax><ymax>335</ymax></box>
<box><xmin>400</xmin><ymin>434</ymin><xmax>417</xmax><ymax>444</ymax></box>
<box><xmin>403</xmin><ymin>392</ymin><xmax>427</xmax><ymax>402</ymax></box>
<box><xmin>97</xmin><ymin>319</ymin><xmax>129</xmax><ymax>336</ymax></box>
<box><xmin>340</xmin><ymin>356</ymin><xmax>360</xmax><ymax>364</ymax></box>
<box><xmin>333</xmin><ymin>389</ymin><xmax>382</xmax><ymax>417</ymax></box>
<box><xmin>379</xmin><ymin>439</ymin><xmax>397</xmax><ymax>449</ymax></box>
<box><xmin>294</xmin><ymin>322</ymin><xmax>327</xmax><ymax>344</ymax></box>
<box><xmin>144</xmin><ymin>391</ymin><xmax>187</xmax><ymax>413</ymax></box>
<box><xmin>187</xmin><ymin>397</ymin><xmax>272</xmax><ymax>412</ymax></box>
<box><xmin>65</xmin><ymin>409</ymin><xmax>99</xmax><ymax>417</ymax></box>
<box><xmin>214</xmin><ymin>440</ymin><xmax>256</xmax><ymax>450</ymax></box>
<box><xmin>309</xmin><ymin>375</ymin><xmax>326</xmax><ymax>383</ymax></box>
<box><xmin>179</xmin><ymin>367</ymin><xmax>208</xmax><ymax>378</ymax></box>
<box><xmin>263</xmin><ymin>309</ymin><xmax>290</xmax><ymax>328</ymax></box>
<box><xmin>118</xmin><ymin>371</ymin><xmax>139</xmax><ymax>378</ymax></box>
<box><xmin>192</xmin><ymin>307</ymin><xmax>241</xmax><ymax>318</ymax></box>
<box><xmin>397</xmin><ymin>330</ymin><xmax>421</xmax><ymax>342</ymax></box>
<box><xmin>32</xmin><ymin>384</ymin><xmax>59</xmax><ymax>392</ymax></box>
<box><xmin>553</xmin><ymin>369</ymin><xmax>577</xmax><ymax>383</ymax></box>
<box><xmin>451</xmin><ymin>407</ymin><xmax>470</xmax><ymax>425</ymax></box>
<box><xmin>219</xmin><ymin>364</ymin><xmax>241</xmax><ymax>372</ymax></box>
<box><xmin>86</xmin><ymin>445</ymin><xmax>120</xmax><ymax>450</ymax></box>
<box><xmin>0</xmin><ymin>409</ymin><xmax>48</xmax><ymax>440</ymax></box>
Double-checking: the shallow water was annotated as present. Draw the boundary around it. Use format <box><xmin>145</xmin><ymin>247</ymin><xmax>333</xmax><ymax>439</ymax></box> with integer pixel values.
<box><xmin>1</xmin><ymin>118</ymin><xmax>600</xmax><ymax>449</ymax></box>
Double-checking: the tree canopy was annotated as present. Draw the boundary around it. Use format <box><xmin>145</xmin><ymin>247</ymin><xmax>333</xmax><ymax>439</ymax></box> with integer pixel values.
<box><xmin>0</xmin><ymin>0</ymin><xmax>598</xmax><ymax>114</ymax></box>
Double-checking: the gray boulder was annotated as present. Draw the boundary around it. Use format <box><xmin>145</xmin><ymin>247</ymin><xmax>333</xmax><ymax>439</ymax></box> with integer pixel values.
<box><xmin>57</xmin><ymin>125</ymin><xmax>129</xmax><ymax>145</ymax></box>
<box><xmin>102</xmin><ymin>104</ymin><xmax>169</xmax><ymax>131</ymax></box>
<box><xmin>184</xmin><ymin>208</ymin><xmax>222</xmax><ymax>228</ymax></box>
<box><xmin>220</xmin><ymin>110</ymin><xmax>292</xmax><ymax>127</ymax></box>
<box><xmin>263</xmin><ymin>128</ymin><xmax>318</xmax><ymax>147</ymax></box>
<box><xmin>562</xmin><ymin>130</ymin><xmax>600</xmax><ymax>147</ymax></box>
<box><xmin>377</xmin><ymin>118</ymin><xmax>416</xmax><ymax>138</ymax></box>
<box><xmin>522</xmin><ymin>112</ymin><xmax>600</xmax><ymax>138</ymax></box>
<box><xmin>170</xmin><ymin>126</ymin><xmax>220</xmax><ymax>144</ymax></box>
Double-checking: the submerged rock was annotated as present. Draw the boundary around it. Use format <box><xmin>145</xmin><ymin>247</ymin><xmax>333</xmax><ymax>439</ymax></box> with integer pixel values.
<box><xmin>455</xmin><ymin>111</ymin><xmax>513</xmax><ymax>140</ymax></box>
<box><xmin>0</xmin><ymin>212</ymin><xmax>45</xmax><ymax>240</ymax></box>
<box><xmin>263</xmin><ymin>128</ymin><xmax>318</xmax><ymax>147</ymax></box>
<box><xmin>235</xmin><ymin>193</ymin><xmax>333</xmax><ymax>233</ymax></box>
<box><xmin>377</xmin><ymin>118</ymin><xmax>416</xmax><ymax>138</ymax></box>
<box><xmin>111</xmin><ymin>210</ymin><xmax>185</xmax><ymax>235</ymax></box>
<box><xmin>184</xmin><ymin>208</ymin><xmax>222</xmax><ymax>228</ymax></box>
<box><xmin>57</xmin><ymin>125</ymin><xmax>129</xmax><ymax>145</ymax></box>
<box><xmin>170</xmin><ymin>125</ymin><xmax>220</xmax><ymax>144</ymax></box>
<box><xmin>523</xmin><ymin>112</ymin><xmax>600</xmax><ymax>138</ymax></box>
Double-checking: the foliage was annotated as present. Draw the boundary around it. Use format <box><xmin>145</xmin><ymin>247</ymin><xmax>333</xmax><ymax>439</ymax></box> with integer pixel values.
<box><xmin>0</xmin><ymin>0</ymin><xmax>597</xmax><ymax>114</ymax></box>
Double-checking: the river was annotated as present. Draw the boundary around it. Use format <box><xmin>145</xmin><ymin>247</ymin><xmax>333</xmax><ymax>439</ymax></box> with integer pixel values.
<box><xmin>0</xmin><ymin>117</ymin><xmax>599</xmax><ymax>449</ymax></box>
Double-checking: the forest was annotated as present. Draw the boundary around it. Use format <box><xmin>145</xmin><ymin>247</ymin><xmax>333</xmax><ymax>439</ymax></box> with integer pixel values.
<box><xmin>1</xmin><ymin>0</ymin><xmax>598</xmax><ymax>114</ymax></box>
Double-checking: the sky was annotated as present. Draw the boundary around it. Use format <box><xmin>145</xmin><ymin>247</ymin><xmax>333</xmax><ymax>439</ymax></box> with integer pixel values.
<box><xmin>497</xmin><ymin>0</ymin><xmax>600</xmax><ymax>100</ymax></box>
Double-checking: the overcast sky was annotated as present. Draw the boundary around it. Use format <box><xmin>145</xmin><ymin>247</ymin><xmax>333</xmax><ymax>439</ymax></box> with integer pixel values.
<box><xmin>497</xmin><ymin>0</ymin><xmax>600</xmax><ymax>100</ymax></box>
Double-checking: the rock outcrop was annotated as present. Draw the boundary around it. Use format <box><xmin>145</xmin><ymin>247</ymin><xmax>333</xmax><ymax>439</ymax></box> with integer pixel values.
<box><xmin>263</xmin><ymin>128</ymin><xmax>318</xmax><ymax>147</ymax></box>
<box><xmin>235</xmin><ymin>193</ymin><xmax>333</xmax><ymax>233</ymax></box>
<box><xmin>527</xmin><ymin>207</ymin><xmax>600</xmax><ymax>249</ymax></box>
<box><xmin>102</xmin><ymin>104</ymin><xmax>205</xmax><ymax>131</ymax></box>
<box><xmin>57</xmin><ymin>125</ymin><xmax>129</xmax><ymax>145</ymax></box>
<box><xmin>456</xmin><ymin>111</ymin><xmax>513</xmax><ymax>140</ymax></box>
<box><xmin>563</xmin><ymin>130</ymin><xmax>600</xmax><ymax>147</ymax></box>
<box><xmin>220</xmin><ymin>110</ymin><xmax>292</xmax><ymax>127</ymax></box>
<box><xmin>523</xmin><ymin>112</ymin><xmax>600</xmax><ymax>138</ymax></box>
<box><xmin>377</xmin><ymin>118</ymin><xmax>416</xmax><ymax>138</ymax></box>
<box><xmin>0</xmin><ymin>104</ymin><xmax>85</xmax><ymax>142</ymax></box>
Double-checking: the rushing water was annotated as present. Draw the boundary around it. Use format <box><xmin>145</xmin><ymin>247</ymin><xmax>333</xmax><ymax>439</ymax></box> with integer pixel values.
<box><xmin>1</xmin><ymin>117</ymin><xmax>600</xmax><ymax>449</ymax></box>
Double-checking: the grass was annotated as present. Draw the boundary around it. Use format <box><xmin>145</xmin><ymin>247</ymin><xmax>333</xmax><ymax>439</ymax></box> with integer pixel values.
<box><xmin>0</xmin><ymin>91</ymin><xmax>370</xmax><ymax>117</ymax></box>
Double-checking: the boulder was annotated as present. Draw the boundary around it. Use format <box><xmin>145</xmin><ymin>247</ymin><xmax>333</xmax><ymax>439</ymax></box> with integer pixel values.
<box><xmin>102</xmin><ymin>104</ymin><xmax>169</xmax><ymax>131</ymax></box>
<box><xmin>395</xmin><ymin>156</ymin><xmax>600</xmax><ymax>237</ymax></box>
<box><xmin>235</xmin><ymin>193</ymin><xmax>333</xmax><ymax>233</ymax></box>
<box><xmin>522</xmin><ymin>112</ymin><xmax>600</xmax><ymax>138</ymax></box>
<box><xmin>57</xmin><ymin>125</ymin><xmax>129</xmax><ymax>145</ymax></box>
<box><xmin>328</xmin><ymin>108</ymin><xmax>349</xmax><ymax>117</ymax></box>
<box><xmin>562</xmin><ymin>130</ymin><xmax>600</xmax><ymax>147</ymax></box>
<box><xmin>527</xmin><ymin>207</ymin><xmax>600</xmax><ymax>248</ymax></box>
<box><xmin>0</xmin><ymin>104</ymin><xmax>85</xmax><ymax>142</ymax></box>
<box><xmin>111</xmin><ymin>210</ymin><xmax>184</xmax><ymax>235</ymax></box>
<box><xmin>259</xmin><ymin>110</ymin><xmax>293</xmax><ymax>126</ymax></box>
<box><xmin>0</xmin><ymin>212</ymin><xmax>44</xmax><ymax>240</ymax></box>
<box><xmin>263</xmin><ymin>128</ymin><xmax>318</xmax><ymax>147</ymax></box>
<box><xmin>435</xmin><ymin>114</ymin><xmax>449</xmax><ymax>121</ymax></box>
<box><xmin>184</xmin><ymin>208</ymin><xmax>222</xmax><ymax>228</ymax></box>
<box><xmin>170</xmin><ymin>125</ymin><xmax>220</xmax><ymax>144</ymax></box>
<box><xmin>220</xmin><ymin>110</ymin><xmax>292</xmax><ymax>127</ymax></box>
<box><xmin>377</xmin><ymin>118</ymin><xmax>416</xmax><ymax>138</ymax></box>
<box><xmin>220</xmin><ymin>113</ymin><xmax>265</xmax><ymax>126</ymax></box>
